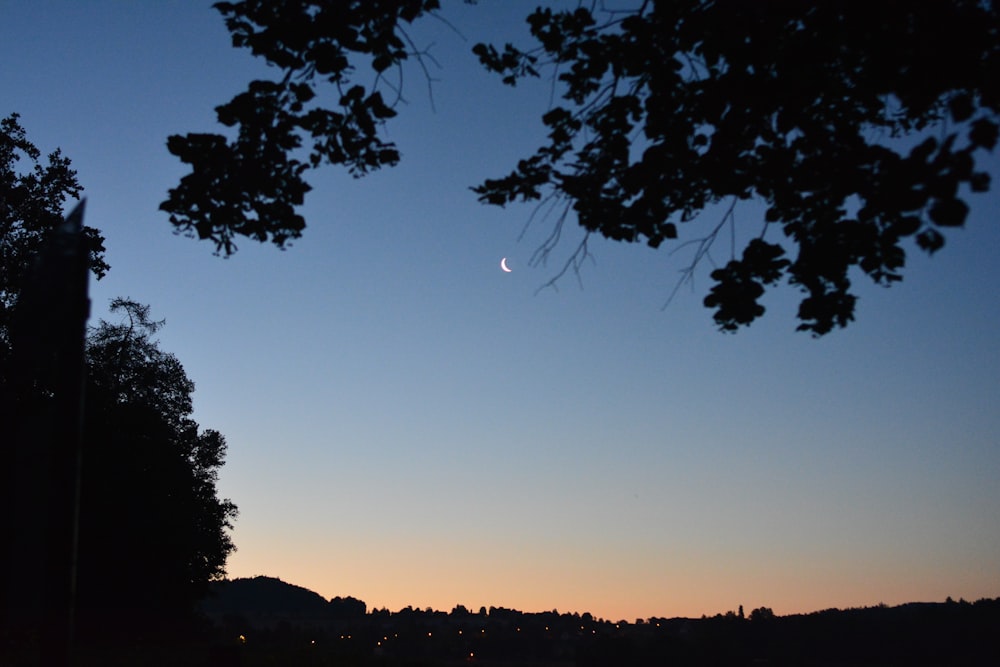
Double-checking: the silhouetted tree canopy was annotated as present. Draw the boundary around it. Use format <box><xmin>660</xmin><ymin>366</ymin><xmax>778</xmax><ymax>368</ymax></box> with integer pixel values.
<box><xmin>160</xmin><ymin>0</ymin><xmax>439</xmax><ymax>255</ymax></box>
<box><xmin>1</xmin><ymin>113</ymin><xmax>237</xmax><ymax>640</ymax></box>
<box><xmin>165</xmin><ymin>2</ymin><xmax>999</xmax><ymax>334</ymax></box>
<box><xmin>78</xmin><ymin>298</ymin><xmax>238</xmax><ymax>628</ymax></box>
<box><xmin>0</xmin><ymin>113</ymin><xmax>107</xmax><ymax>357</ymax></box>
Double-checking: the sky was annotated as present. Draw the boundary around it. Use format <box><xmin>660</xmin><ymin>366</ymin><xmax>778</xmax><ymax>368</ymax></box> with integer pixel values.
<box><xmin>2</xmin><ymin>1</ymin><xmax>998</xmax><ymax>622</ymax></box>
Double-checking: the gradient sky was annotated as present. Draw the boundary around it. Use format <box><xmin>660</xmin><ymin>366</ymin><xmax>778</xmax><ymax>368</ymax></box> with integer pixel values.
<box><xmin>3</xmin><ymin>1</ymin><xmax>998</xmax><ymax>622</ymax></box>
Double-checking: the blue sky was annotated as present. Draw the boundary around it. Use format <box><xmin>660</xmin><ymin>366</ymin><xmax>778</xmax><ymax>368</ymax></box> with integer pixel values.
<box><xmin>3</xmin><ymin>1</ymin><xmax>998</xmax><ymax>620</ymax></box>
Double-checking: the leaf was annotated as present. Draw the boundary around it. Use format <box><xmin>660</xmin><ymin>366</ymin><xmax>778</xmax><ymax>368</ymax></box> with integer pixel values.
<box><xmin>291</xmin><ymin>83</ymin><xmax>315</xmax><ymax>103</ymax></box>
<box><xmin>365</xmin><ymin>91</ymin><xmax>397</xmax><ymax>120</ymax></box>
<box><xmin>372</xmin><ymin>54</ymin><xmax>393</xmax><ymax>73</ymax></box>
<box><xmin>969</xmin><ymin>171</ymin><xmax>990</xmax><ymax>192</ymax></box>
<box><xmin>891</xmin><ymin>215</ymin><xmax>921</xmax><ymax>237</ymax></box>
<box><xmin>969</xmin><ymin>119</ymin><xmax>999</xmax><ymax>150</ymax></box>
<box><xmin>742</xmin><ymin>239</ymin><xmax>790</xmax><ymax>284</ymax></box>
<box><xmin>909</xmin><ymin>137</ymin><xmax>938</xmax><ymax>163</ymax></box>
<box><xmin>916</xmin><ymin>228</ymin><xmax>945</xmax><ymax>254</ymax></box>
<box><xmin>928</xmin><ymin>198</ymin><xmax>969</xmax><ymax>227</ymax></box>
<box><xmin>948</xmin><ymin>93</ymin><xmax>974</xmax><ymax>122</ymax></box>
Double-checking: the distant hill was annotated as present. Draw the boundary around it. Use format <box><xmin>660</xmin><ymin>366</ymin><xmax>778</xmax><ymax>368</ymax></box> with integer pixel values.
<box><xmin>202</xmin><ymin>576</ymin><xmax>329</xmax><ymax>615</ymax></box>
<box><xmin>201</xmin><ymin>576</ymin><xmax>366</xmax><ymax>619</ymax></box>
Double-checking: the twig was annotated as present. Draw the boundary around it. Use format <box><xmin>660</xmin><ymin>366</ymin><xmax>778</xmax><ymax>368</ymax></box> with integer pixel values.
<box><xmin>661</xmin><ymin>197</ymin><xmax>738</xmax><ymax>310</ymax></box>
<box><xmin>518</xmin><ymin>191</ymin><xmax>565</xmax><ymax>244</ymax></box>
<box><xmin>535</xmin><ymin>230</ymin><xmax>594</xmax><ymax>294</ymax></box>
<box><xmin>398</xmin><ymin>27</ymin><xmax>441</xmax><ymax>113</ymax></box>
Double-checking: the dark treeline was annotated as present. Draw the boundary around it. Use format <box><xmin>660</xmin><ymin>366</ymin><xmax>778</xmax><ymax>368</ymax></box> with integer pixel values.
<box><xmin>201</xmin><ymin>576</ymin><xmax>1000</xmax><ymax>666</ymax></box>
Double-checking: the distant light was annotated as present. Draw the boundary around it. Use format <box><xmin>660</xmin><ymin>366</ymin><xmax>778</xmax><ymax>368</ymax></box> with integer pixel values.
<box><xmin>238</xmin><ymin>634</ymin><xmax>246</xmax><ymax>644</ymax></box>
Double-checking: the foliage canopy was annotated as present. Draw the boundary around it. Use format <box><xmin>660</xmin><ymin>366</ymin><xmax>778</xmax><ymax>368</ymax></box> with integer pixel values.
<box><xmin>80</xmin><ymin>298</ymin><xmax>238</xmax><ymax>624</ymax></box>
<box><xmin>1</xmin><ymin>117</ymin><xmax>236</xmax><ymax>634</ymax></box>
<box><xmin>0</xmin><ymin>113</ymin><xmax>107</xmax><ymax>352</ymax></box>
<box><xmin>164</xmin><ymin>1</ymin><xmax>999</xmax><ymax>334</ymax></box>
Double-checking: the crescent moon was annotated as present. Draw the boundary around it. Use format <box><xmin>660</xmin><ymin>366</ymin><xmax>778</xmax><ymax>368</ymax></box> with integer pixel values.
<box><xmin>500</xmin><ymin>257</ymin><xmax>512</xmax><ymax>273</ymax></box>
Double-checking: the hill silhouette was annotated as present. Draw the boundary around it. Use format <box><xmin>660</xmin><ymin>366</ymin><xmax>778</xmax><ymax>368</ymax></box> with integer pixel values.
<box><xmin>201</xmin><ymin>576</ymin><xmax>366</xmax><ymax>628</ymax></box>
<box><xmin>202</xmin><ymin>576</ymin><xmax>330</xmax><ymax>616</ymax></box>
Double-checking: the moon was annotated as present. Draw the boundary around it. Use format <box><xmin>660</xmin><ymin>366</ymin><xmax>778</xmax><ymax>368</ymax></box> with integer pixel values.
<box><xmin>500</xmin><ymin>257</ymin><xmax>512</xmax><ymax>273</ymax></box>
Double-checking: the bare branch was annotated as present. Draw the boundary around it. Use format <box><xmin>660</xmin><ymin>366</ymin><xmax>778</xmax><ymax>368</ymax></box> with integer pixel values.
<box><xmin>661</xmin><ymin>197</ymin><xmax>739</xmax><ymax>310</ymax></box>
<box><xmin>426</xmin><ymin>8</ymin><xmax>469</xmax><ymax>42</ymax></box>
<box><xmin>398</xmin><ymin>27</ymin><xmax>442</xmax><ymax>113</ymax></box>
<box><xmin>528</xmin><ymin>198</ymin><xmax>573</xmax><ymax>269</ymax></box>
<box><xmin>373</xmin><ymin>56</ymin><xmax>409</xmax><ymax>108</ymax></box>
<box><xmin>518</xmin><ymin>190</ymin><xmax>566</xmax><ymax>244</ymax></box>
<box><xmin>534</xmin><ymin>230</ymin><xmax>594</xmax><ymax>294</ymax></box>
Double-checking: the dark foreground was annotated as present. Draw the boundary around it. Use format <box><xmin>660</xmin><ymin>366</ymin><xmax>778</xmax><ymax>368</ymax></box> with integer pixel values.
<box><xmin>6</xmin><ymin>594</ymin><xmax>995</xmax><ymax>666</ymax></box>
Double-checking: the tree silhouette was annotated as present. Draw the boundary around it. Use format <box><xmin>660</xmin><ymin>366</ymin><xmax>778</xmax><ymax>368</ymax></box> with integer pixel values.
<box><xmin>0</xmin><ymin>113</ymin><xmax>107</xmax><ymax>358</ymax></box>
<box><xmin>2</xmin><ymin>115</ymin><xmax>108</xmax><ymax>660</ymax></box>
<box><xmin>166</xmin><ymin>1</ymin><xmax>999</xmax><ymax>334</ymax></box>
<box><xmin>77</xmin><ymin>298</ymin><xmax>237</xmax><ymax>634</ymax></box>
<box><xmin>0</xmin><ymin>114</ymin><xmax>237</xmax><ymax>654</ymax></box>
